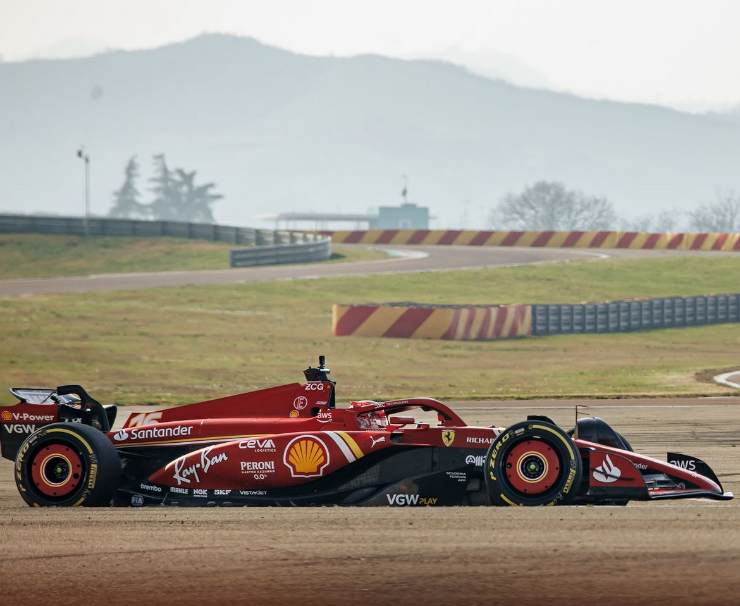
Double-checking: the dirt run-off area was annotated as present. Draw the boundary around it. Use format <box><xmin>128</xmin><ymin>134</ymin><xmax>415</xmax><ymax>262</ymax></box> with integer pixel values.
<box><xmin>1</xmin><ymin>397</ymin><xmax>739</xmax><ymax>606</ymax></box>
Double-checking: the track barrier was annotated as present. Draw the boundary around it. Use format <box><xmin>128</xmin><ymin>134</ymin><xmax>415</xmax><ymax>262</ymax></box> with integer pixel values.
<box><xmin>333</xmin><ymin>294</ymin><xmax>740</xmax><ymax>340</ymax></box>
<box><xmin>325</xmin><ymin>229</ymin><xmax>740</xmax><ymax>251</ymax></box>
<box><xmin>333</xmin><ymin>303</ymin><xmax>532</xmax><ymax>340</ymax></box>
<box><xmin>230</xmin><ymin>235</ymin><xmax>330</xmax><ymax>267</ymax></box>
<box><xmin>532</xmin><ymin>294</ymin><xmax>740</xmax><ymax>335</ymax></box>
<box><xmin>0</xmin><ymin>214</ymin><xmax>331</xmax><ymax>267</ymax></box>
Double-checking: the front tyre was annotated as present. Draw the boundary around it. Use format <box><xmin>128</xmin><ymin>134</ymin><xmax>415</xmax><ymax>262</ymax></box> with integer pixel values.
<box><xmin>485</xmin><ymin>420</ymin><xmax>582</xmax><ymax>506</ymax></box>
<box><xmin>15</xmin><ymin>423</ymin><xmax>121</xmax><ymax>506</ymax></box>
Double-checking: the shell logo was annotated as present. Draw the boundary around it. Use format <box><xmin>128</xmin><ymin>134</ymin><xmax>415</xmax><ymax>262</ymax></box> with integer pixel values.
<box><xmin>1</xmin><ymin>410</ymin><xmax>13</xmax><ymax>422</ymax></box>
<box><xmin>283</xmin><ymin>435</ymin><xmax>330</xmax><ymax>478</ymax></box>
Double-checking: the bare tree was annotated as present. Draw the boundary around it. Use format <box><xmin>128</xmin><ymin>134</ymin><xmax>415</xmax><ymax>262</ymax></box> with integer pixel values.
<box><xmin>688</xmin><ymin>191</ymin><xmax>740</xmax><ymax>231</ymax></box>
<box><xmin>490</xmin><ymin>181</ymin><xmax>617</xmax><ymax>230</ymax></box>
<box><xmin>620</xmin><ymin>209</ymin><xmax>682</xmax><ymax>232</ymax></box>
<box><xmin>619</xmin><ymin>214</ymin><xmax>653</xmax><ymax>232</ymax></box>
<box><xmin>653</xmin><ymin>209</ymin><xmax>681</xmax><ymax>232</ymax></box>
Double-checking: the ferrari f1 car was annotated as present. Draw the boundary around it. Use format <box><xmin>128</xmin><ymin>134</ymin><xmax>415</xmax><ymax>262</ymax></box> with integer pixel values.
<box><xmin>1</xmin><ymin>357</ymin><xmax>733</xmax><ymax>507</ymax></box>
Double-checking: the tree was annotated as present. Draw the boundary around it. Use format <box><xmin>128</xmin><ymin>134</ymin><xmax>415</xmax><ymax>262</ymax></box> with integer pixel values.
<box><xmin>109</xmin><ymin>156</ymin><xmax>148</xmax><ymax>219</ymax></box>
<box><xmin>490</xmin><ymin>181</ymin><xmax>617</xmax><ymax>230</ymax></box>
<box><xmin>620</xmin><ymin>209</ymin><xmax>682</xmax><ymax>232</ymax></box>
<box><xmin>148</xmin><ymin>154</ymin><xmax>181</xmax><ymax>221</ymax></box>
<box><xmin>172</xmin><ymin>168</ymin><xmax>222</xmax><ymax>223</ymax></box>
<box><xmin>653</xmin><ymin>209</ymin><xmax>681</xmax><ymax>232</ymax></box>
<box><xmin>147</xmin><ymin>155</ymin><xmax>223</xmax><ymax>222</ymax></box>
<box><xmin>110</xmin><ymin>154</ymin><xmax>223</xmax><ymax>222</ymax></box>
<box><xmin>688</xmin><ymin>192</ymin><xmax>740</xmax><ymax>232</ymax></box>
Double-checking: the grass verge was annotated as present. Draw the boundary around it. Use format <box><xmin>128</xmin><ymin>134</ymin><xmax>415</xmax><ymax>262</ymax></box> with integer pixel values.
<box><xmin>1</xmin><ymin>255</ymin><xmax>739</xmax><ymax>404</ymax></box>
<box><xmin>0</xmin><ymin>234</ymin><xmax>386</xmax><ymax>278</ymax></box>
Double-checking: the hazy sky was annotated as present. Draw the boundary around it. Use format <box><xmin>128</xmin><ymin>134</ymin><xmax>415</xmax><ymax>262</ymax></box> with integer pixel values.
<box><xmin>1</xmin><ymin>0</ymin><xmax>739</xmax><ymax>112</ymax></box>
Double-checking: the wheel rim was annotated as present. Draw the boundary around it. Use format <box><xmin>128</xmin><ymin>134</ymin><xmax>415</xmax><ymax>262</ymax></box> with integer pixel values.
<box><xmin>504</xmin><ymin>439</ymin><xmax>560</xmax><ymax>495</ymax></box>
<box><xmin>30</xmin><ymin>443</ymin><xmax>84</xmax><ymax>497</ymax></box>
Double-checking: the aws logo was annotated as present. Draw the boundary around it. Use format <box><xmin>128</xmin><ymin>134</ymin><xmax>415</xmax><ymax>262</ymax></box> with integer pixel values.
<box><xmin>283</xmin><ymin>435</ymin><xmax>330</xmax><ymax>478</ymax></box>
<box><xmin>669</xmin><ymin>458</ymin><xmax>696</xmax><ymax>471</ymax></box>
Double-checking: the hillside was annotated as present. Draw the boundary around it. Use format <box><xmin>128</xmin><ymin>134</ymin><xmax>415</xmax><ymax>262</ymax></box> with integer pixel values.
<box><xmin>2</xmin><ymin>33</ymin><xmax>740</xmax><ymax>226</ymax></box>
<box><xmin>720</xmin><ymin>105</ymin><xmax>740</xmax><ymax>124</ymax></box>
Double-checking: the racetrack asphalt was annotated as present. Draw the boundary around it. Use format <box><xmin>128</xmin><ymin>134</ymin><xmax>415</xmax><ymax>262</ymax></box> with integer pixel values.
<box><xmin>1</xmin><ymin>397</ymin><xmax>738</xmax><ymax>606</ymax></box>
<box><xmin>0</xmin><ymin>245</ymin><xmax>708</xmax><ymax>297</ymax></box>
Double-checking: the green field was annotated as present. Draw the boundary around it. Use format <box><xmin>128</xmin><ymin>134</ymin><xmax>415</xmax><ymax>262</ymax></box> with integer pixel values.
<box><xmin>1</xmin><ymin>254</ymin><xmax>738</xmax><ymax>405</ymax></box>
<box><xmin>0</xmin><ymin>234</ymin><xmax>386</xmax><ymax>278</ymax></box>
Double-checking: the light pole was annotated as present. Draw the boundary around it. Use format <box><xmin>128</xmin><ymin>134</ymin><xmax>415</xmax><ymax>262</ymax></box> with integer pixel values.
<box><xmin>77</xmin><ymin>147</ymin><xmax>90</xmax><ymax>235</ymax></box>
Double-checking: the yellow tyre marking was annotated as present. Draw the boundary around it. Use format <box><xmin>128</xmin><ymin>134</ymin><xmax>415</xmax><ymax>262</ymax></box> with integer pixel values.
<box><xmin>529</xmin><ymin>424</ymin><xmax>578</xmax><ymax>495</ymax></box>
<box><xmin>530</xmin><ymin>424</ymin><xmax>575</xmax><ymax>459</ymax></box>
<box><xmin>46</xmin><ymin>427</ymin><xmax>93</xmax><ymax>454</ymax></box>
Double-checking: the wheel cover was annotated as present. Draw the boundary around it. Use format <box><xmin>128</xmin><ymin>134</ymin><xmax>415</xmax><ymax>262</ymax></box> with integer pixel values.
<box><xmin>30</xmin><ymin>443</ymin><xmax>83</xmax><ymax>497</ymax></box>
<box><xmin>504</xmin><ymin>439</ymin><xmax>560</xmax><ymax>495</ymax></box>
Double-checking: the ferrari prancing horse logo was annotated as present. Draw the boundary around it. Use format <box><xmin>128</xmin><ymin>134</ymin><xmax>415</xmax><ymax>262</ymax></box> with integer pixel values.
<box><xmin>442</xmin><ymin>430</ymin><xmax>455</xmax><ymax>447</ymax></box>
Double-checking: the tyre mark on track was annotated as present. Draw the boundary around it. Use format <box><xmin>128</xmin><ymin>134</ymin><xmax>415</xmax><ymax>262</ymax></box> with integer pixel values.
<box><xmin>0</xmin><ymin>544</ymin><xmax>233</xmax><ymax>563</ymax></box>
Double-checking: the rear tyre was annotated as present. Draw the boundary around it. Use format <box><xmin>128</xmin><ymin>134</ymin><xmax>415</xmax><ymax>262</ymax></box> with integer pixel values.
<box><xmin>14</xmin><ymin>423</ymin><xmax>121</xmax><ymax>506</ymax></box>
<box><xmin>485</xmin><ymin>420</ymin><xmax>582</xmax><ymax>506</ymax></box>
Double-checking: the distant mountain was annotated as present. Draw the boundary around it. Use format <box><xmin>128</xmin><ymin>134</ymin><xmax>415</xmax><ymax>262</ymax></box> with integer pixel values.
<box><xmin>2</xmin><ymin>33</ymin><xmax>740</xmax><ymax>227</ymax></box>
<box><xmin>718</xmin><ymin>105</ymin><xmax>740</xmax><ymax>124</ymax></box>
<box><xmin>21</xmin><ymin>36</ymin><xmax>114</xmax><ymax>61</ymax></box>
<box><xmin>409</xmin><ymin>45</ymin><xmax>553</xmax><ymax>90</ymax></box>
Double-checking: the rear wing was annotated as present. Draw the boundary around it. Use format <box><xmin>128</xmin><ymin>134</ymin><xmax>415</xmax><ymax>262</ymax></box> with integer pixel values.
<box><xmin>1</xmin><ymin>388</ymin><xmax>60</xmax><ymax>460</ymax></box>
<box><xmin>1</xmin><ymin>386</ymin><xmax>117</xmax><ymax>461</ymax></box>
<box><xmin>10</xmin><ymin>386</ymin><xmax>81</xmax><ymax>406</ymax></box>
<box><xmin>10</xmin><ymin>387</ymin><xmax>57</xmax><ymax>404</ymax></box>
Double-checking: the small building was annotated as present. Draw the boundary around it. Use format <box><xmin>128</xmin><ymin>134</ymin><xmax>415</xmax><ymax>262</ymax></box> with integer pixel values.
<box><xmin>371</xmin><ymin>203</ymin><xmax>429</xmax><ymax>229</ymax></box>
<box><xmin>257</xmin><ymin>202</ymin><xmax>430</xmax><ymax>230</ymax></box>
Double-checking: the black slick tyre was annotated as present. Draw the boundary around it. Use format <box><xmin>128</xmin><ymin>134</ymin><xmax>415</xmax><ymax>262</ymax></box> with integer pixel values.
<box><xmin>484</xmin><ymin>420</ymin><xmax>582</xmax><ymax>506</ymax></box>
<box><xmin>14</xmin><ymin>422</ymin><xmax>121</xmax><ymax>506</ymax></box>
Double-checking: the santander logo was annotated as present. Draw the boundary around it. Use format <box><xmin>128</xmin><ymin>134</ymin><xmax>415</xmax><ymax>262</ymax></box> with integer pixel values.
<box><xmin>592</xmin><ymin>454</ymin><xmax>621</xmax><ymax>483</ymax></box>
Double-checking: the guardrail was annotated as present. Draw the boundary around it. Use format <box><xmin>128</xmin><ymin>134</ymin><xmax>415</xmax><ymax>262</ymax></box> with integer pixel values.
<box><xmin>532</xmin><ymin>294</ymin><xmax>740</xmax><ymax>335</ymax></box>
<box><xmin>324</xmin><ymin>229</ymin><xmax>740</xmax><ymax>251</ymax></box>
<box><xmin>230</xmin><ymin>235</ymin><xmax>331</xmax><ymax>267</ymax></box>
<box><xmin>0</xmin><ymin>214</ymin><xmax>332</xmax><ymax>268</ymax></box>
<box><xmin>333</xmin><ymin>294</ymin><xmax>740</xmax><ymax>340</ymax></box>
<box><xmin>1</xmin><ymin>214</ymin><xmax>300</xmax><ymax>245</ymax></box>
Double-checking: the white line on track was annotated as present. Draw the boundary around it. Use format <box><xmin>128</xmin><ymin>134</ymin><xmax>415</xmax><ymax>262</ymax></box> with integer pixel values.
<box><xmin>379</xmin><ymin>248</ymin><xmax>430</xmax><ymax>260</ymax></box>
<box><xmin>714</xmin><ymin>371</ymin><xmax>740</xmax><ymax>389</ymax></box>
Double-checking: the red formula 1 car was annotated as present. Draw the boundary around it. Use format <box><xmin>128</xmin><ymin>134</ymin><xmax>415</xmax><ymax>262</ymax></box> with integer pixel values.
<box><xmin>0</xmin><ymin>357</ymin><xmax>733</xmax><ymax>507</ymax></box>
